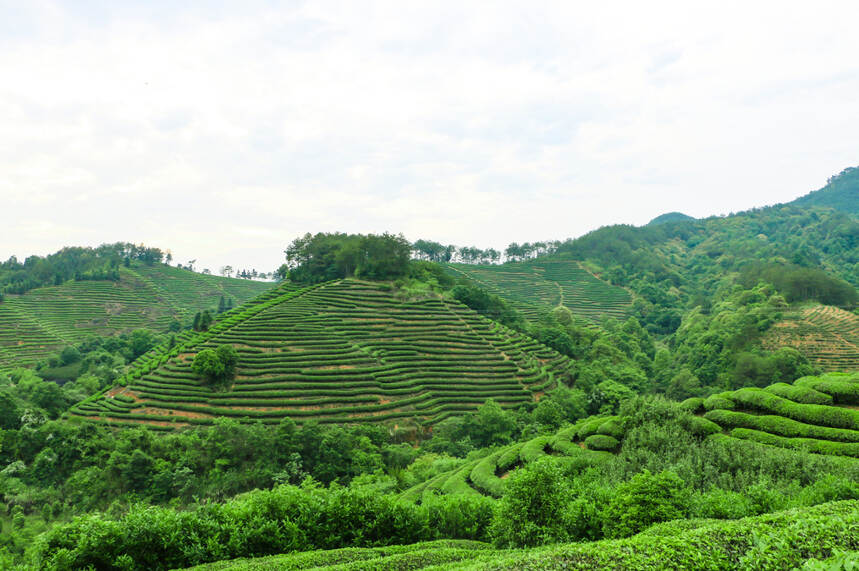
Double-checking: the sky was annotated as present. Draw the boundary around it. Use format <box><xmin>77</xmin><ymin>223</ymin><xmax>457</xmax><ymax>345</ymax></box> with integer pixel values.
<box><xmin>2</xmin><ymin>1</ymin><xmax>858</xmax><ymax>274</ymax></box>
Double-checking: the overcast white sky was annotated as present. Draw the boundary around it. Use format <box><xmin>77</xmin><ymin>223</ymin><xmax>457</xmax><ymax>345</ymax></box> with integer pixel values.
<box><xmin>2</xmin><ymin>1</ymin><xmax>858</xmax><ymax>273</ymax></box>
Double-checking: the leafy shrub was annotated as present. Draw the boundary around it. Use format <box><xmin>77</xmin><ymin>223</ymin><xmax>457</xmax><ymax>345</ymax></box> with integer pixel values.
<box><xmin>602</xmin><ymin>470</ymin><xmax>687</xmax><ymax>538</ymax></box>
<box><xmin>489</xmin><ymin>457</ymin><xmax>576</xmax><ymax>547</ymax></box>
<box><xmin>32</xmin><ymin>483</ymin><xmax>494</xmax><ymax>571</ymax></box>
<box><xmin>765</xmin><ymin>382</ymin><xmax>833</xmax><ymax>405</ymax></box>
<box><xmin>191</xmin><ymin>345</ymin><xmax>238</xmax><ymax>389</ymax></box>
<box><xmin>704</xmin><ymin>409</ymin><xmax>859</xmax><ymax>443</ymax></box>
<box><xmin>682</xmin><ymin>416</ymin><xmax>722</xmax><ymax>437</ymax></box>
<box><xmin>731</xmin><ymin>388</ymin><xmax>859</xmax><ymax>431</ymax></box>
<box><xmin>596</xmin><ymin>418</ymin><xmax>625</xmax><ymax>439</ymax></box>
<box><xmin>584</xmin><ymin>434</ymin><xmax>619</xmax><ymax>451</ymax></box>
<box><xmin>679</xmin><ymin>397</ymin><xmax>705</xmax><ymax>414</ymax></box>
<box><xmin>703</xmin><ymin>394</ymin><xmax>735</xmax><ymax>411</ymax></box>
<box><xmin>795</xmin><ymin>376</ymin><xmax>859</xmax><ymax>405</ymax></box>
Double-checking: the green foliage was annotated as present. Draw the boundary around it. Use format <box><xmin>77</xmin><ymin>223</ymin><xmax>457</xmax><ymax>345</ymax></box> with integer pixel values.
<box><xmin>602</xmin><ymin>469</ymin><xmax>687</xmax><ymax>538</ymax></box>
<box><xmin>730</xmin><ymin>388</ymin><xmax>859</xmax><ymax>430</ymax></box>
<box><xmin>795</xmin><ymin>374</ymin><xmax>859</xmax><ymax>405</ymax></box>
<box><xmin>192</xmin><ymin>346</ymin><xmax>239</xmax><ymax>388</ymax></box>
<box><xmin>285</xmin><ymin>232</ymin><xmax>411</xmax><ymax>283</ymax></box>
<box><xmin>766</xmin><ymin>382</ymin><xmax>834</xmax><ymax>405</ymax></box>
<box><xmin>793</xmin><ymin>166</ymin><xmax>859</xmax><ymax>215</ymax></box>
<box><xmin>584</xmin><ymin>434</ymin><xmax>619</xmax><ymax>451</ymax></box>
<box><xmin>489</xmin><ymin>457</ymin><xmax>576</xmax><ymax>547</ymax></box>
<box><xmin>704</xmin><ymin>409</ymin><xmax>859</xmax><ymax>443</ymax></box>
<box><xmin>0</xmin><ymin>242</ymin><xmax>157</xmax><ymax>296</ymax></box>
<box><xmin>740</xmin><ymin>262</ymin><xmax>857</xmax><ymax>307</ymax></box>
<box><xmin>449</xmin><ymin>285</ymin><xmax>524</xmax><ymax>329</ymax></box>
<box><xmin>32</xmin><ymin>483</ymin><xmax>494</xmax><ymax>570</ymax></box>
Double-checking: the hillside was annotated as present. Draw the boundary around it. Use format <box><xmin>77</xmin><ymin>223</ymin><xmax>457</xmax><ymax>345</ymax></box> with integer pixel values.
<box><xmin>400</xmin><ymin>372</ymin><xmax>859</xmax><ymax>503</ymax></box>
<box><xmin>791</xmin><ymin>166</ymin><xmax>859</xmax><ymax>215</ymax></box>
<box><xmin>444</xmin><ymin>259</ymin><xmax>632</xmax><ymax>324</ymax></box>
<box><xmin>70</xmin><ymin>279</ymin><xmax>574</xmax><ymax>427</ymax></box>
<box><xmin>762</xmin><ymin>304</ymin><xmax>859</xmax><ymax>371</ymax></box>
<box><xmin>0</xmin><ymin>263</ymin><xmax>271</xmax><ymax>368</ymax></box>
<box><xmin>399</xmin><ymin>417</ymin><xmax>621</xmax><ymax>502</ymax></box>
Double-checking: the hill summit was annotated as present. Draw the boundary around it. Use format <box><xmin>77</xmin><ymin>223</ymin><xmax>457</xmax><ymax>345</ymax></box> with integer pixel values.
<box><xmin>646</xmin><ymin>212</ymin><xmax>695</xmax><ymax>225</ymax></box>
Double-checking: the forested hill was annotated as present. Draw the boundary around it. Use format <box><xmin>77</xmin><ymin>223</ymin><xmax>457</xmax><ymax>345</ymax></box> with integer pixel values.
<box><xmin>553</xmin><ymin>176</ymin><xmax>857</xmax><ymax>333</ymax></box>
<box><xmin>790</xmin><ymin>166</ymin><xmax>859</xmax><ymax>215</ymax></box>
<box><xmin>0</xmin><ymin>261</ymin><xmax>271</xmax><ymax>369</ymax></box>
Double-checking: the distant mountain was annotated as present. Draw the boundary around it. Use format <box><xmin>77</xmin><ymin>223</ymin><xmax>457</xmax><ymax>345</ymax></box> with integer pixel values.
<box><xmin>647</xmin><ymin>212</ymin><xmax>695</xmax><ymax>226</ymax></box>
<box><xmin>791</xmin><ymin>166</ymin><xmax>859</xmax><ymax>216</ymax></box>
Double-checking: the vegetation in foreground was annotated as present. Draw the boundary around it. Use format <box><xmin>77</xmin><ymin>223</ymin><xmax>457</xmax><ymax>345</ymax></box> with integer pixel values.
<box><xmin>178</xmin><ymin>501</ymin><xmax>859</xmax><ymax>571</ymax></box>
<box><xmin>9</xmin><ymin>396</ymin><xmax>858</xmax><ymax>570</ymax></box>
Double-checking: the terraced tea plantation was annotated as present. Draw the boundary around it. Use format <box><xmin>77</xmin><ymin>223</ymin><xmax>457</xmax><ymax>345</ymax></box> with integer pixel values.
<box><xmin>762</xmin><ymin>305</ymin><xmax>859</xmax><ymax>371</ymax></box>
<box><xmin>400</xmin><ymin>415</ymin><xmax>623</xmax><ymax>502</ymax></box>
<box><xmin>444</xmin><ymin>259</ymin><xmax>632</xmax><ymax>323</ymax></box>
<box><xmin>687</xmin><ymin>372</ymin><xmax>859</xmax><ymax>458</ymax></box>
<box><xmin>71</xmin><ymin>279</ymin><xmax>574</xmax><ymax>427</ymax></box>
<box><xmin>0</xmin><ymin>264</ymin><xmax>271</xmax><ymax>368</ymax></box>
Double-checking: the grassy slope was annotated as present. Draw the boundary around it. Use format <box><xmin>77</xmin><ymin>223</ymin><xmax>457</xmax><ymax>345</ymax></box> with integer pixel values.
<box><xmin>183</xmin><ymin>501</ymin><xmax>859</xmax><ymax>570</ymax></box>
<box><xmin>70</xmin><ymin>279</ymin><xmax>574</xmax><ymax>427</ymax></box>
<box><xmin>444</xmin><ymin>259</ymin><xmax>632</xmax><ymax>323</ymax></box>
<box><xmin>762</xmin><ymin>304</ymin><xmax>859</xmax><ymax>372</ymax></box>
<box><xmin>0</xmin><ymin>263</ymin><xmax>271</xmax><ymax>368</ymax></box>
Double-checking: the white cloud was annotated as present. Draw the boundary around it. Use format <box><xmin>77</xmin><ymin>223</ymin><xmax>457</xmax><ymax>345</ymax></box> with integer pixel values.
<box><xmin>2</xmin><ymin>0</ymin><xmax>858</xmax><ymax>271</ymax></box>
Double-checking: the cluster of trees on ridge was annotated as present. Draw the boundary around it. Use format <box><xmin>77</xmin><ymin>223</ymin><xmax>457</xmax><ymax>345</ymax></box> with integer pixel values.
<box><xmin>410</xmin><ymin>239</ymin><xmax>560</xmax><ymax>264</ymax></box>
<box><xmin>0</xmin><ymin>243</ymin><xmax>165</xmax><ymax>298</ymax></box>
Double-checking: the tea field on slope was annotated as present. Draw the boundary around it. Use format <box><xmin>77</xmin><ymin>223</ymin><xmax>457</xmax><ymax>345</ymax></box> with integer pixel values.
<box><xmin>444</xmin><ymin>259</ymin><xmax>632</xmax><ymax>323</ymax></box>
<box><xmin>693</xmin><ymin>372</ymin><xmax>859</xmax><ymax>458</ymax></box>
<box><xmin>405</xmin><ymin>372</ymin><xmax>859</xmax><ymax>503</ymax></box>
<box><xmin>0</xmin><ymin>263</ymin><xmax>271</xmax><ymax>369</ymax></box>
<box><xmin>762</xmin><ymin>304</ymin><xmax>859</xmax><ymax>371</ymax></box>
<box><xmin>71</xmin><ymin>279</ymin><xmax>573</xmax><ymax>427</ymax></box>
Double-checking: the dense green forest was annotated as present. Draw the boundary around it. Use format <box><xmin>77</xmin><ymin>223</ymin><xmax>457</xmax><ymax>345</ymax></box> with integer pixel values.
<box><xmin>1</xmin><ymin>169</ymin><xmax>858</xmax><ymax>569</ymax></box>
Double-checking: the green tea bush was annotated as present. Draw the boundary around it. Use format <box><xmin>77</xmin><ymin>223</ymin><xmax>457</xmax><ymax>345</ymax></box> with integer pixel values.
<box><xmin>765</xmin><ymin>382</ymin><xmax>833</xmax><ymax>405</ymax></box>
<box><xmin>681</xmin><ymin>415</ymin><xmax>722</xmax><ymax>437</ymax></box>
<box><xmin>584</xmin><ymin>434</ymin><xmax>619</xmax><ymax>451</ymax></box>
<box><xmin>703</xmin><ymin>394</ymin><xmax>735</xmax><ymax>411</ymax></box>
<box><xmin>679</xmin><ymin>397</ymin><xmax>705</xmax><ymax>414</ymax></box>
<box><xmin>704</xmin><ymin>409</ymin><xmax>859</xmax><ymax>443</ymax></box>
<box><xmin>729</xmin><ymin>428</ymin><xmax>859</xmax><ymax>458</ymax></box>
<box><xmin>731</xmin><ymin>388</ymin><xmax>859</xmax><ymax>430</ymax></box>
<box><xmin>470</xmin><ymin>452</ymin><xmax>504</xmax><ymax>497</ymax></box>
<box><xmin>795</xmin><ymin>377</ymin><xmax>859</xmax><ymax>405</ymax></box>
